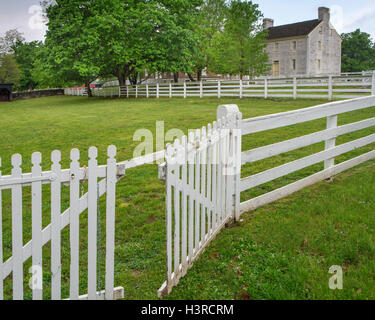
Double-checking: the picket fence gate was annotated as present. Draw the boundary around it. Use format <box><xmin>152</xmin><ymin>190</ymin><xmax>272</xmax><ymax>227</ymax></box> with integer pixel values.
<box><xmin>157</xmin><ymin>95</ymin><xmax>375</xmax><ymax>296</ymax></box>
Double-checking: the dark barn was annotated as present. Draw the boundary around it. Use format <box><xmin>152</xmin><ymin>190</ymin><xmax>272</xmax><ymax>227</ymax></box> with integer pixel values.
<box><xmin>0</xmin><ymin>83</ymin><xmax>13</xmax><ymax>102</ymax></box>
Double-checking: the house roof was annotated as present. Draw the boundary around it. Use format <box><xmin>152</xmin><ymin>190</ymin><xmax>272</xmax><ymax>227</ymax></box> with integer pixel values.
<box><xmin>266</xmin><ymin>19</ymin><xmax>322</xmax><ymax>40</ymax></box>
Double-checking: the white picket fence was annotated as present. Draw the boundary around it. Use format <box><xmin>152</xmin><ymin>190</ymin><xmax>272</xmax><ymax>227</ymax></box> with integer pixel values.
<box><xmin>157</xmin><ymin>109</ymin><xmax>241</xmax><ymax>297</ymax></box>
<box><xmin>65</xmin><ymin>73</ymin><xmax>375</xmax><ymax>101</ymax></box>
<box><xmin>157</xmin><ymin>95</ymin><xmax>375</xmax><ymax>296</ymax></box>
<box><xmin>0</xmin><ymin>145</ymin><xmax>167</xmax><ymax>300</ymax></box>
<box><xmin>1</xmin><ymin>95</ymin><xmax>374</xmax><ymax>300</ymax></box>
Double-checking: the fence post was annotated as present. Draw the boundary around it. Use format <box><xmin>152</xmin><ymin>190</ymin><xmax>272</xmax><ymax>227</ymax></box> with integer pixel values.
<box><xmin>118</xmin><ymin>86</ymin><xmax>121</xmax><ymax>98</ymax></box>
<box><xmin>169</xmin><ymin>83</ymin><xmax>172</xmax><ymax>98</ymax></box>
<box><xmin>200</xmin><ymin>81</ymin><xmax>203</xmax><ymax>98</ymax></box>
<box><xmin>264</xmin><ymin>78</ymin><xmax>268</xmax><ymax>99</ymax></box>
<box><xmin>146</xmin><ymin>84</ymin><xmax>149</xmax><ymax>98</ymax></box>
<box><xmin>216</xmin><ymin>104</ymin><xmax>242</xmax><ymax>221</ymax></box>
<box><xmin>135</xmin><ymin>85</ymin><xmax>138</xmax><ymax>98</ymax></box>
<box><xmin>183</xmin><ymin>81</ymin><xmax>187</xmax><ymax>99</ymax></box>
<box><xmin>157</xmin><ymin>83</ymin><xmax>160</xmax><ymax>99</ymax></box>
<box><xmin>324</xmin><ymin>115</ymin><xmax>338</xmax><ymax>170</ymax></box>
<box><xmin>126</xmin><ymin>86</ymin><xmax>129</xmax><ymax>98</ymax></box>
<box><xmin>239</xmin><ymin>80</ymin><xmax>243</xmax><ymax>99</ymax></box>
<box><xmin>218</xmin><ymin>80</ymin><xmax>221</xmax><ymax>99</ymax></box>
<box><xmin>328</xmin><ymin>75</ymin><xmax>333</xmax><ymax>101</ymax></box>
<box><xmin>293</xmin><ymin>77</ymin><xmax>297</xmax><ymax>99</ymax></box>
<box><xmin>372</xmin><ymin>71</ymin><xmax>375</xmax><ymax>95</ymax></box>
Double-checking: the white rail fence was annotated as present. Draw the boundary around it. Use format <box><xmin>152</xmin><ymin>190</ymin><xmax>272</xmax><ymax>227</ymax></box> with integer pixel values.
<box><xmin>65</xmin><ymin>73</ymin><xmax>375</xmax><ymax>101</ymax></box>
<box><xmin>157</xmin><ymin>95</ymin><xmax>375</xmax><ymax>296</ymax></box>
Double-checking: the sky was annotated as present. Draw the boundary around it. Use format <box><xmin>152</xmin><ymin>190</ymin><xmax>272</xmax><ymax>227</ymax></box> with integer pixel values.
<box><xmin>1</xmin><ymin>0</ymin><xmax>375</xmax><ymax>41</ymax></box>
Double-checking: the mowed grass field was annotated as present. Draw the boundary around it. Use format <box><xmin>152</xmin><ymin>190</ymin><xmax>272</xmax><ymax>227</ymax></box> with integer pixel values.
<box><xmin>0</xmin><ymin>95</ymin><xmax>374</xmax><ymax>300</ymax></box>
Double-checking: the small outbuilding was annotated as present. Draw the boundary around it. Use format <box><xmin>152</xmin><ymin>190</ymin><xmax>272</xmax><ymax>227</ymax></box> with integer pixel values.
<box><xmin>0</xmin><ymin>83</ymin><xmax>13</xmax><ymax>102</ymax></box>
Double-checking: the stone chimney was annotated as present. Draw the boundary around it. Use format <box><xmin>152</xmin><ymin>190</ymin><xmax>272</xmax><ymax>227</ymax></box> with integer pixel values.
<box><xmin>318</xmin><ymin>7</ymin><xmax>330</xmax><ymax>23</ymax></box>
<box><xmin>263</xmin><ymin>18</ymin><xmax>274</xmax><ymax>30</ymax></box>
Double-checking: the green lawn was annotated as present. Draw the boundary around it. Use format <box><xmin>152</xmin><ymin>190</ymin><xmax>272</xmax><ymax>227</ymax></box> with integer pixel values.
<box><xmin>0</xmin><ymin>96</ymin><xmax>374</xmax><ymax>300</ymax></box>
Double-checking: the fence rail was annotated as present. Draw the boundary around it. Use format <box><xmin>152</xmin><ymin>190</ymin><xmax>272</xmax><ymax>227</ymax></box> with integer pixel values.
<box><xmin>65</xmin><ymin>73</ymin><xmax>375</xmax><ymax>101</ymax></box>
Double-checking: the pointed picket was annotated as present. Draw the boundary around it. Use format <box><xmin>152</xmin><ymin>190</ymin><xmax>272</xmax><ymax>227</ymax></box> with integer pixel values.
<box><xmin>88</xmin><ymin>147</ymin><xmax>98</xmax><ymax>300</ymax></box>
<box><xmin>165</xmin><ymin>144</ymin><xmax>173</xmax><ymax>291</ymax></box>
<box><xmin>51</xmin><ymin>150</ymin><xmax>62</xmax><ymax>300</ymax></box>
<box><xmin>31</xmin><ymin>152</ymin><xmax>43</xmax><ymax>300</ymax></box>
<box><xmin>187</xmin><ymin>133</ymin><xmax>195</xmax><ymax>264</ymax></box>
<box><xmin>207</xmin><ymin>124</ymin><xmax>212</xmax><ymax>236</ymax></box>
<box><xmin>200</xmin><ymin>127</ymin><xmax>207</xmax><ymax>243</ymax></box>
<box><xmin>105</xmin><ymin>146</ymin><xmax>117</xmax><ymax>300</ymax></box>
<box><xmin>181</xmin><ymin>136</ymin><xmax>188</xmax><ymax>274</ymax></box>
<box><xmin>11</xmin><ymin>154</ymin><xmax>23</xmax><ymax>300</ymax></box>
<box><xmin>194</xmin><ymin>129</ymin><xmax>201</xmax><ymax>251</ymax></box>
<box><xmin>69</xmin><ymin>149</ymin><xmax>80</xmax><ymax>300</ymax></box>
<box><xmin>173</xmin><ymin>140</ymin><xmax>180</xmax><ymax>279</ymax></box>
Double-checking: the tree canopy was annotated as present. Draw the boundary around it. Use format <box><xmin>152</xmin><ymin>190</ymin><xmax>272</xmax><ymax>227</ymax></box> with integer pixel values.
<box><xmin>208</xmin><ymin>0</ymin><xmax>269</xmax><ymax>78</ymax></box>
<box><xmin>341</xmin><ymin>29</ymin><xmax>375</xmax><ymax>72</ymax></box>
<box><xmin>3</xmin><ymin>0</ymin><xmax>273</xmax><ymax>92</ymax></box>
<box><xmin>0</xmin><ymin>54</ymin><xmax>21</xmax><ymax>85</ymax></box>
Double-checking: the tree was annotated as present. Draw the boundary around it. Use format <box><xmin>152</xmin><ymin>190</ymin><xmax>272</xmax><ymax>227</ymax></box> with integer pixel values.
<box><xmin>42</xmin><ymin>0</ymin><xmax>202</xmax><ymax>92</ymax></box>
<box><xmin>208</xmin><ymin>0</ymin><xmax>269</xmax><ymax>78</ymax></box>
<box><xmin>341</xmin><ymin>29</ymin><xmax>375</xmax><ymax>72</ymax></box>
<box><xmin>43</xmin><ymin>0</ymin><xmax>103</xmax><ymax>96</ymax></box>
<box><xmin>0</xmin><ymin>54</ymin><xmax>21</xmax><ymax>85</ymax></box>
<box><xmin>0</xmin><ymin>29</ymin><xmax>25</xmax><ymax>55</ymax></box>
<box><xmin>189</xmin><ymin>0</ymin><xmax>227</xmax><ymax>81</ymax></box>
<box><xmin>13</xmin><ymin>41</ymin><xmax>44</xmax><ymax>90</ymax></box>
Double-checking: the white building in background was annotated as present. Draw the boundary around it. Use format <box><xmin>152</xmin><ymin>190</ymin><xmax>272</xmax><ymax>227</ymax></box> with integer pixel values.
<box><xmin>264</xmin><ymin>7</ymin><xmax>342</xmax><ymax>77</ymax></box>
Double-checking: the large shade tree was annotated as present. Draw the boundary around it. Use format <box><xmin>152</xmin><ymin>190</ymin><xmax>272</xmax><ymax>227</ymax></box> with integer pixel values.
<box><xmin>42</xmin><ymin>0</ymin><xmax>202</xmax><ymax>92</ymax></box>
<box><xmin>208</xmin><ymin>0</ymin><xmax>269</xmax><ymax>78</ymax></box>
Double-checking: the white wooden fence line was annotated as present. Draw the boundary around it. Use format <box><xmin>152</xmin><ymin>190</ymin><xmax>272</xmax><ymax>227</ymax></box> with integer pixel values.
<box><xmin>65</xmin><ymin>73</ymin><xmax>375</xmax><ymax>101</ymax></box>
<box><xmin>158</xmin><ymin>95</ymin><xmax>375</xmax><ymax>296</ymax></box>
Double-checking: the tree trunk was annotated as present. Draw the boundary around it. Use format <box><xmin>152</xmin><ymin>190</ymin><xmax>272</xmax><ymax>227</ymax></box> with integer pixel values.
<box><xmin>117</xmin><ymin>73</ymin><xmax>127</xmax><ymax>87</ymax></box>
<box><xmin>187</xmin><ymin>73</ymin><xmax>196</xmax><ymax>82</ymax></box>
<box><xmin>173</xmin><ymin>72</ymin><xmax>179</xmax><ymax>83</ymax></box>
<box><xmin>129</xmin><ymin>72</ymin><xmax>138</xmax><ymax>86</ymax></box>
<box><xmin>197</xmin><ymin>69</ymin><xmax>202</xmax><ymax>82</ymax></box>
<box><xmin>86</xmin><ymin>82</ymin><xmax>93</xmax><ymax>97</ymax></box>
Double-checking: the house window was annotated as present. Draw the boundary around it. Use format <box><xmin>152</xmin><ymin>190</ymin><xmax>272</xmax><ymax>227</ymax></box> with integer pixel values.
<box><xmin>318</xmin><ymin>41</ymin><xmax>322</xmax><ymax>50</ymax></box>
<box><xmin>291</xmin><ymin>40</ymin><xmax>297</xmax><ymax>50</ymax></box>
<box><xmin>274</xmin><ymin>42</ymin><xmax>279</xmax><ymax>50</ymax></box>
<box><xmin>317</xmin><ymin>59</ymin><xmax>321</xmax><ymax>71</ymax></box>
<box><xmin>291</xmin><ymin>59</ymin><xmax>296</xmax><ymax>70</ymax></box>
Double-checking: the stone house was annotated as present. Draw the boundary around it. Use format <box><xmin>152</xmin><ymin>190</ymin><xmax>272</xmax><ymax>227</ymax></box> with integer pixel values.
<box><xmin>263</xmin><ymin>7</ymin><xmax>342</xmax><ymax>77</ymax></box>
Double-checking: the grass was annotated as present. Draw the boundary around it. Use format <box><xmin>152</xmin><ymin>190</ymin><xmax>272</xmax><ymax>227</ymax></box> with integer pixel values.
<box><xmin>0</xmin><ymin>95</ymin><xmax>374</xmax><ymax>300</ymax></box>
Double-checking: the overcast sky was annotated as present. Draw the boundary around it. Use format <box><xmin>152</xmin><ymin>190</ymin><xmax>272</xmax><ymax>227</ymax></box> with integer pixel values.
<box><xmin>1</xmin><ymin>0</ymin><xmax>375</xmax><ymax>41</ymax></box>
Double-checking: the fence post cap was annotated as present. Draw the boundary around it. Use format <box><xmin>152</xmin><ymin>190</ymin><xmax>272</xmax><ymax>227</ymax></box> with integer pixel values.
<box><xmin>217</xmin><ymin>104</ymin><xmax>240</xmax><ymax>120</ymax></box>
